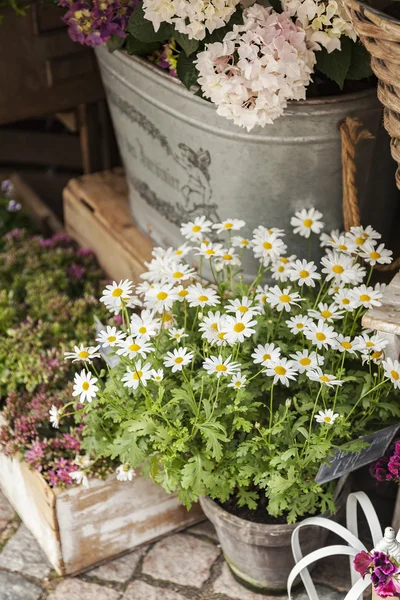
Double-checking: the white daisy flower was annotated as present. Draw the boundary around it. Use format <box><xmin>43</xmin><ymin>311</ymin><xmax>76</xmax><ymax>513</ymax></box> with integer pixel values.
<box><xmin>267</xmin><ymin>285</ymin><xmax>304</xmax><ymax>313</ymax></box>
<box><xmin>226</xmin><ymin>296</ymin><xmax>260</xmax><ymax>317</ymax></box>
<box><xmin>349</xmin><ymin>284</ymin><xmax>382</xmax><ymax>309</ymax></box>
<box><xmin>334</xmin><ymin>334</ymin><xmax>358</xmax><ymax>354</ymax></box>
<box><xmin>72</xmin><ymin>370</ymin><xmax>99</xmax><ymax>403</ymax></box>
<box><xmin>213</xmin><ymin>219</ymin><xmax>246</xmax><ymax>234</ymax></box>
<box><xmin>271</xmin><ymin>261</ymin><xmax>292</xmax><ymax>282</ymax></box>
<box><xmin>361</xmin><ymin>349</ymin><xmax>385</xmax><ymax>365</ymax></box>
<box><xmin>253</xmin><ymin>225</ymin><xmax>285</xmax><ymax>238</ymax></box>
<box><xmin>251</xmin><ymin>343</ymin><xmax>281</xmax><ymax>366</ymax></box>
<box><xmin>225</xmin><ymin>312</ymin><xmax>258</xmax><ymax>344</ymax></box>
<box><xmin>315</xmin><ymin>409</ymin><xmax>340</xmax><ymax>424</ymax></box>
<box><xmin>49</xmin><ymin>405</ymin><xmax>61</xmax><ymax>428</ymax></box>
<box><xmin>161</xmin><ymin>312</ymin><xmax>176</xmax><ymax>329</ymax></box>
<box><xmin>326</xmin><ymin>233</ymin><xmax>357</xmax><ymax>255</ymax></box>
<box><xmin>96</xmin><ymin>326</ymin><xmax>126</xmax><ymax>348</ymax></box>
<box><xmin>195</xmin><ymin>242</ymin><xmax>224</xmax><ymax>260</ymax></box>
<box><xmin>353</xmin><ymin>332</ymin><xmax>388</xmax><ymax>353</ymax></box>
<box><xmin>308</xmin><ymin>302</ymin><xmax>344</xmax><ymax>323</ymax></box>
<box><xmin>151</xmin><ymin>368</ymin><xmax>164</xmax><ymax>382</ymax></box>
<box><xmin>125</xmin><ymin>296</ymin><xmax>143</xmax><ymax>310</ymax></box>
<box><xmin>252</xmin><ymin>229</ymin><xmax>287</xmax><ymax>265</ymax></box>
<box><xmin>180</xmin><ymin>216</ymin><xmax>213</xmax><ymax>241</ymax></box>
<box><xmin>286</xmin><ymin>314</ymin><xmax>313</xmax><ymax>335</ymax></box>
<box><xmin>71</xmin><ymin>470</ymin><xmax>89</xmax><ymax>488</ymax></box>
<box><xmin>136</xmin><ymin>281</ymin><xmax>153</xmax><ymax>296</ymax></box>
<box><xmin>116</xmin><ymin>337</ymin><xmax>154</xmax><ymax>360</ymax></box>
<box><xmin>319</xmin><ymin>229</ymin><xmax>340</xmax><ymax>248</ymax></box>
<box><xmin>228</xmin><ymin>373</ymin><xmax>247</xmax><ymax>389</ymax></box>
<box><xmin>288</xmin><ymin>259</ymin><xmax>321</xmax><ymax>287</ymax></box>
<box><xmin>64</xmin><ymin>344</ymin><xmax>101</xmax><ymax>363</ymax></box>
<box><xmin>168</xmin><ymin>327</ymin><xmax>188</xmax><ymax>342</ymax></box>
<box><xmin>308</xmin><ymin>368</ymin><xmax>343</xmax><ymax>387</ymax></box>
<box><xmin>164</xmin><ymin>263</ymin><xmax>195</xmax><ymax>284</ymax></box>
<box><xmin>349</xmin><ymin>225</ymin><xmax>381</xmax><ymax>246</ymax></box>
<box><xmin>359</xmin><ymin>241</ymin><xmax>393</xmax><ymax>266</ymax></box>
<box><xmin>203</xmin><ymin>354</ymin><xmax>240</xmax><ymax>378</ymax></box>
<box><xmin>144</xmin><ymin>283</ymin><xmax>179</xmax><ymax>312</ymax></box>
<box><xmin>173</xmin><ymin>243</ymin><xmax>192</xmax><ymax>258</ymax></box>
<box><xmin>116</xmin><ymin>464</ymin><xmax>135</xmax><ymax>482</ymax></box>
<box><xmin>333</xmin><ymin>288</ymin><xmax>358</xmax><ymax>312</ymax></box>
<box><xmin>141</xmin><ymin>255</ymin><xmax>175</xmax><ymax>283</ymax></box>
<box><xmin>290</xmin><ymin>208</ymin><xmax>324</xmax><ymax>238</ymax></box>
<box><xmin>303</xmin><ymin>319</ymin><xmax>337</xmax><ymax>349</ymax></box>
<box><xmin>289</xmin><ymin>350</ymin><xmax>324</xmax><ymax>373</ymax></box>
<box><xmin>100</xmin><ymin>279</ymin><xmax>134</xmax><ymax>314</ymax></box>
<box><xmin>199</xmin><ymin>312</ymin><xmax>229</xmax><ymax>346</ymax></box>
<box><xmin>232</xmin><ymin>236</ymin><xmax>250</xmax><ymax>248</ymax></box>
<box><xmin>130</xmin><ymin>310</ymin><xmax>160</xmax><ymax>341</ymax></box>
<box><xmin>175</xmin><ymin>286</ymin><xmax>189</xmax><ymax>302</ymax></box>
<box><xmin>255</xmin><ymin>284</ymin><xmax>269</xmax><ymax>306</ymax></box>
<box><xmin>215</xmin><ymin>247</ymin><xmax>241</xmax><ymax>270</ymax></box>
<box><xmin>265</xmin><ymin>358</ymin><xmax>298</xmax><ymax>386</ymax></box>
<box><xmin>122</xmin><ymin>360</ymin><xmax>153</xmax><ymax>389</ymax></box>
<box><xmin>163</xmin><ymin>347</ymin><xmax>194</xmax><ymax>372</ymax></box>
<box><xmin>320</xmin><ymin>251</ymin><xmax>355</xmax><ymax>284</ymax></box>
<box><xmin>187</xmin><ymin>283</ymin><xmax>220</xmax><ymax>308</ymax></box>
<box><xmin>382</xmin><ymin>358</ymin><xmax>400</xmax><ymax>389</ymax></box>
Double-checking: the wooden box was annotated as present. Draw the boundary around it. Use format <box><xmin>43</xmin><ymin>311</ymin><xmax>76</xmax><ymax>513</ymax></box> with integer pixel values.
<box><xmin>0</xmin><ymin>452</ymin><xmax>203</xmax><ymax>575</ymax></box>
<box><xmin>64</xmin><ymin>169</ymin><xmax>154</xmax><ymax>282</ymax></box>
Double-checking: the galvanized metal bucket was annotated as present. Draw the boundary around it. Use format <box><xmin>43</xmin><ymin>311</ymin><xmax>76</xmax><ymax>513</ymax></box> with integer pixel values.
<box><xmin>96</xmin><ymin>46</ymin><xmax>399</xmax><ymax>276</ymax></box>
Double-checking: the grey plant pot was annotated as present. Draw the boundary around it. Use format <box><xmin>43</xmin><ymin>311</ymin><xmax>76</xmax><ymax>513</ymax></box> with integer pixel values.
<box><xmin>199</xmin><ymin>481</ymin><xmax>349</xmax><ymax>593</ymax></box>
<box><xmin>96</xmin><ymin>46</ymin><xmax>399</xmax><ymax>276</ymax></box>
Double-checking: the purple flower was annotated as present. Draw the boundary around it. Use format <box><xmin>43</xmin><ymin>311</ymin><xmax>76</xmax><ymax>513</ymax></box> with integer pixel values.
<box><xmin>354</xmin><ymin>551</ymin><xmax>373</xmax><ymax>578</ymax></box>
<box><xmin>67</xmin><ymin>263</ymin><xmax>86</xmax><ymax>280</ymax></box>
<box><xmin>371</xmin><ymin>553</ymin><xmax>399</xmax><ymax>588</ymax></box>
<box><xmin>1</xmin><ymin>180</ymin><xmax>14</xmax><ymax>198</ymax></box>
<box><xmin>4</xmin><ymin>228</ymin><xmax>24</xmax><ymax>241</ymax></box>
<box><xmin>39</xmin><ymin>238</ymin><xmax>55</xmax><ymax>249</ymax></box>
<box><xmin>388</xmin><ymin>453</ymin><xmax>400</xmax><ymax>480</ymax></box>
<box><xmin>76</xmin><ymin>247</ymin><xmax>94</xmax><ymax>258</ymax></box>
<box><xmin>375</xmin><ymin>577</ymin><xmax>400</xmax><ymax>598</ymax></box>
<box><xmin>370</xmin><ymin>457</ymin><xmax>392</xmax><ymax>483</ymax></box>
<box><xmin>7</xmin><ymin>200</ymin><xmax>21</xmax><ymax>213</ymax></box>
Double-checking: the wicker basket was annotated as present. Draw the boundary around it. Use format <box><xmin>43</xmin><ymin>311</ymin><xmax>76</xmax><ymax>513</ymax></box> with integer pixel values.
<box><xmin>344</xmin><ymin>0</ymin><xmax>400</xmax><ymax>188</ymax></box>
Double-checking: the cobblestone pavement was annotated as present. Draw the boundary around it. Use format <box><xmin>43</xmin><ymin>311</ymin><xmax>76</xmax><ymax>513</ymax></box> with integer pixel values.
<box><xmin>0</xmin><ymin>490</ymin><xmax>353</xmax><ymax>600</ymax></box>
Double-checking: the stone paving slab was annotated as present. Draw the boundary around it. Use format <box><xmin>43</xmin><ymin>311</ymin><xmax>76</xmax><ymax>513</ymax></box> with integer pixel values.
<box><xmin>88</xmin><ymin>546</ymin><xmax>148</xmax><ymax>583</ymax></box>
<box><xmin>0</xmin><ymin>571</ymin><xmax>42</xmax><ymax>600</ymax></box>
<box><xmin>187</xmin><ymin>521</ymin><xmax>218</xmax><ymax>542</ymax></box>
<box><xmin>0</xmin><ymin>524</ymin><xmax>51</xmax><ymax>579</ymax></box>
<box><xmin>0</xmin><ymin>492</ymin><xmax>15</xmax><ymax>532</ymax></box>
<box><xmin>123</xmin><ymin>580</ymin><xmax>188</xmax><ymax>600</ymax></box>
<box><xmin>48</xmin><ymin>579</ymin><xmax>121</xmax><ymax>600</ymax></box>
<box><xmin>142</xmin><ymin>533</ymin><xmax>220</xmax><ymax>588</ymax></box>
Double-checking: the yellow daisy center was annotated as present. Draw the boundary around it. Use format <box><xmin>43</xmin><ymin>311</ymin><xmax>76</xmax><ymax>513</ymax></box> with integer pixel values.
<box><xmin>139</xmin><ymin>327</ymin><xmax>147</xmax><ymax>334</ymax></box>
<box><xmin>280</xmin><ymin>294</ymin><xmax>291</xmax><ymax>303</ymax></box>
<box><xmin>303</xmin><ymin>219</ymin><xmax>313</xmax><ymax>227</ymax></box>
<box><xmin>300</xmin><ymin>270</ymin><xmax>310</xmax><ymax>278</ymax></box>
<box><xmin>82</xmin><ymin>381</ymin><xmax>90</xmax><ymax>391</ymax></box>
<box><xmin>157</xmin><ymin>291</ymin><xmax>168</xmax><ymax>301</ymax></box>
<box><xmin>234</xmin><ymin>381</ymin><xmax>241</xmax><ymax>387</ymax></box>
<box><xmin>211</xmin><ymin>323</ymin><xmax>219</xmax><ymax>331</ymax></box>
<box><xmin>175</xmin><ymin>249</ymin><xmax>183</xmax><ymax>255</ymax></box>
<box><xmin>274</xmin><ymin>365</ymin><xmax>286</xmax><ymax>375</ymax></box>
<box><xmin>338</xmin><ymin>244</ymin><xmax>348</xmax><ymax>251</ymax></box>
<box><xmin>366</xmin><ymin>341</ymin><xmax>374</xmax><ymax>347</ymax></box>
<box><xmin>241</xmin><ymin>240</ymin><xmax>249</xmax><ymax>246</ymax></box>
<box><xmin>178</xmin><ymin>289</ymin><xmax>188</xmax><ymax>297</ymax></box>
<box><xmin>78</xmin><ymin>350</ymin><xmax>89</xmax><ymax>359</ymax></box>
<box><xmin>342</xmin><ymin>298</ymin><xmax>350</xmax><ymax>305</ymax></box>
<box><xmin>133</xmin><ymin>371</ymin><xmax>142</xmax><ymax>380</ymax></box>
<box><xmin>238</xmin><ymin>305</ymin><xmax>248</xmax><ymax>313</ymax></box>
<box><xmin>234</xmin><ymin>323</ymin><xmax>245</xmax><ymax>333</ymax></box>
<box><xmin>300</xmin><ymin>357</ymin><xmax>311</xmax><ymax>366</ymax></box>
<box><xmin>323</xmin><ymin>416</ymin><xmax>332</xmax><ymax>423</ymax></box>
<box><xmin>261</xmin><ymin>295</ymin><xmax>267</xmax><ymax>303</ymax></box>
<box><xmin>391</xmin><ymin>370</ymin><xmax>399</xmax><ymax>381</ymax></box>
<box><xmin>163</xmin><ymin>313</ymin><xmax>173</xmax><ymax>322</ymax></box>
<box><xmin>316</xmin><ymin>332</ymin><xmax>326</xmax><ymax>341</ymax></box>
<box><xmin>263</xmin><ymin>353</ymin><xmax>271</xmax><ymax>361</ymax></box>
<box><xmin>341</xmin><ymin>341</ymin><xmax>352</xmax><ymax>349</ymax></box>
<box><xmin>192</xmin><ymin>225</ymin><xmax>201</xmax><ymax>232</ymax></box>
<box><xmin>320</xmin><ymin>375</ymin><xmax>330</xmax><ymax>383</ymax></box>
<box><xmin>216</xmin><ymin>364</ymin><xmax>227</xmax><ymax>372</ymax></box>
<box><xmin>223</xmin><ymin>254</ymin><xmax>233</xmax><ymax>261</ymax></box>
<box><xmin>320</xmin><ymin>310</ymin><xmax>332</xmax><ymax>319</ymax></box>
<box><xmin>217</xmin><ymin>332</ymin><xmax>226</xmax><ymax>339</ymax></box>
<box><xmin>360</xmin><ymin>294</ymin><xmax>371</xmax><ymax>302</ymax></box>
<box><xmin>112</xmin><ymin>288</ymin><xmax>123</xmax><ymax>297</ymax></box>
<box><xmin>372</xmin><ymin>351</ymin><xmax>382</xmax><ymax>360</ymax></box>
<box><xmin>332</xmin><ymin>265</ymin><xmax>344</xmax><ymax>274</ymax></box>
<box><xmin>280</xmin><ymin>257</ymin><xmax>289</xmax><ymax>263</ymax></box>
<box><xmin>174</xmin><ymin>357</ymin><xmax>184</xmax><ymax>364</ymax></box>
<box><xmin>278</xmin><ymin>266</ymin><xmax>285</xmax><ymax>273</ymax></box>
<box><xmin>370</xmin><ymin>251</ymin><xmax>380</xmax><ymax>260</ymax></box>
<box><xmin>205</xmin><ymin>249</ymin><xmax>215</xmax><ymax>255</ymax></box>
<box><xmin>129</xmin><ymin>343</ymin><xmax>141</xmax><ymax>352</ymax></box>
<box><xmin>263</xmin><ymin>242</ymin><xmax>272</xmax><ymax>250</ymax></box>
<box><xmin>355</xmin><ymin>237</ymin><xmax>364</xmax><ymax>245</ymax></box>
<box><xmin>198</xmin><ymin>295</ymin><xmax>209</xmax><ymax>302</ymax></box>
<box><xmin>296</xmin><ymin>323</ymin><xmax>304</xmax><ymax>329</ymax></box>
<box><xmin>224</xmin><ymin>222</ymin><xmax>233</xmax><ymax>229</ymax></box>
<box><xmin>173</xmin><ymin>271</ymin><xmax>184</xmax><ymax>279</ymax></box>
<box><xmin>108</xmin><ymin>336</ymin><xmax>116</xmax><ymax>343</ymax></box>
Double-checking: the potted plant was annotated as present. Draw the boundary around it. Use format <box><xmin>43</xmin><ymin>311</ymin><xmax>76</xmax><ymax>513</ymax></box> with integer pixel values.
<box><xmin>61</xmin><ymin>209</ymin><xmax>400</xmax><ymax>591</ymax></box>
<box><xmin>0</xmin><ymin>215</ymin><xmax>201</xmax><ymax>575</ymax></box>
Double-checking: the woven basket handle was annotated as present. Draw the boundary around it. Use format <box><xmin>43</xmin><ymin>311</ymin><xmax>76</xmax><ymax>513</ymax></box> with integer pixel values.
<box><xmin>340</xmin><ymin>116</ymin><xmax>400</xmax><ymax>271</ymax></box>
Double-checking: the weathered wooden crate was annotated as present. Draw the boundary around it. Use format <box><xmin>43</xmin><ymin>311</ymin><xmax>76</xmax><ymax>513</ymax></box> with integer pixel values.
<box><xmin>362</xmin><ymin>272</ymin><xmax>400</xmax><ymax>530</ymax></box>
<box><xmin>64</xmin><ymin>169</ymin><xmax>154</xmax><ymax>282</ymax></box>
<box><xmin>0</xmin><ymin>452</ymin><xmax>203</xmax><ymax>575</ymax></box>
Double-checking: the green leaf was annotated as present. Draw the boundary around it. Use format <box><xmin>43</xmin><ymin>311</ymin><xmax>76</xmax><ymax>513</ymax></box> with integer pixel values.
<box><xmin>203</xmin><ymin>7</ymin><xmax>243</xmax><ymax>44</ymax></box>
<box><xmin>198</xmin><ymin>422</ymin><xmax>228</xmax><ymax>461</ymax></box>
<box><xmin>347</xmin><ymin>41</ymin><xmax>373</xmax><ymax>80</ymax></box>
<box><xmin>107</xmin><ymin>35</ymin><xmax>125</xmax><ymax>53</ymax></box>
<box><xmin>176</xmin><ymin>53</ymin><xmax>199</xmax><ymax>90</ymax></box>
<box><xmin>126</xmin><ymin>2</ymin><xmax>173</xmax><ymax>43</ymax></box>
<box><xmin>126</xmin><ymin>34</ymin><xmax>162</xmax><ymax>56</ymax></box>
<box><xmin>316</xmin><ymin>37</ymin><xmax>352</xmax><ymax>89</ymax></box>
<box><xmin>174</xmin><ymin>31</ymin><xmax>199</xmax><ymax>57</ymax></box>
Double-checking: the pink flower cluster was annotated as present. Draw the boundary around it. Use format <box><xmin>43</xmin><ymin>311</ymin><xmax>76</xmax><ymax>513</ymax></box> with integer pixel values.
<box><xmin>370</xmin><ymin>440</ymin><xmax>400</xmax><ymax>483</ymax></box>
<box><xmin>354</xmin><ymin>550</ymin><xmax>400</xmax><ymax>598</ymax></box>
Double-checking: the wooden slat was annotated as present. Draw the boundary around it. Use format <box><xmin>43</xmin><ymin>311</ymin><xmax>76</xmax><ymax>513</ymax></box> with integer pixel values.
<box><xmin>0</xmin><ymin>129</ymin><xmax>82</xmax><ymax>169</ymax></box>
<box><xmin>10</xmin><ymin>173</ymin><xmax>64</xmax><ymax>234</ymax></box>
<box><xmin>64</xmin><ymin>169</ymin><xmax>154</xmax><ymax>282</ymax></box>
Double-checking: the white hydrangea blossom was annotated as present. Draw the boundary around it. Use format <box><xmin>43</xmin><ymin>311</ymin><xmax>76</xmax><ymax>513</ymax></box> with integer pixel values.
<box><xmin>195</xmin><ymin>4</ymin><xmax>316</xmax><ymax>131</ymax></box>
<box><xmin>143</xmin><ymin>0</ymin><xmax>240</xmax><ymax>41</ymax></box>
<box><xmin>282</xmin><ymin>0</ymin><xmax>356</xmax><ymax>53</ymax></box>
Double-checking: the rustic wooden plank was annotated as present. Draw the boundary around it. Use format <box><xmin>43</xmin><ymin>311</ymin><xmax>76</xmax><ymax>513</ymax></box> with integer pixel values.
<box><xmin>362</xmin><ymin>273</ymin><xmax>400</xmax><ymax>335</ymax></box>
<box><xmin>64</xmin><ymin>169</ymin><xmax>154</xmax><ymax>282</ymax></box>
<box><xmin>0</xmin><ymin>129</ymin><xmax>82</xmax><ymax>169</ymax></box>
<box><xmin>55</xmin><ymin>110</ymin><xmax>79</xmax><ymax>133</ymax></box>
<box><xmin>10</xmin><ymin>173</ymin><xmax>64</xmax><ymax>234</ymax></box>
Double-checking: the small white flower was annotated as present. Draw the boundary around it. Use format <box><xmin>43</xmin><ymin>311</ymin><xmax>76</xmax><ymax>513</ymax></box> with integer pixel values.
<box><xmin>271</xmin><ymin>260</ymin><xmax>293</xmax><ymax>282</ymax></box>
<box><xmin>49</xmin><ymin>405</ymin><xmax>61</xmax><ymax>428</ymax></box>
<box><xmin>382</xmin><ymin>358</ymin><xmax>400</xmax><ymax>389</ymax></box>
<box><xmin>164</xmin><ymin>347</ymin><xmax>194</xmax><ymax>372</ymax></box>
<box><xmin>288</xmin><ymin>259</ymin><xmax>321</xmax><ymax>287</ymax></box>
<box><xmin>320</xmin><ymin>252</ymin><xmax>355</xmax><ymax>284</ymax></box>
<box><xmin>315</xmin><ymin>409</ymin><xmax>340</xmax><ymax>425</ymax></box>
<box><xmin>326</xmin><ymin>233</ymin><xmax>357</xmax><ymax>255</ymax></box>
<box><xmin>199</xmin><ymin>311</ymin><xmax>229</xmax><ymax>346</ymax></box>
<box><xmin>226</xmin><ymin>296</ymin><xmax>260</xmax><ymax>317</ymax></box>
<box><xmin>251</xmin><ymin>343</ymin><xmax>281</xmax><ymax>366</ymax></box>
<box><xmin>286</xmin><ymin>314</ymin><xmax>313</xmax><ymax>335</ymax></box>
<box><xmin>175</xmin><ymin>285</ymin><xmax>189</xmax><ymax>302</ymax></box>
<box><xmin>195</xmin><ymin>242</ymin><xmax>224</xmax><ymax>260</ymax></box>
<box><xmin>213</xmin><ymin>219</ymin><xmax>246</xmax><ymax>234</ymax></box>
<box><xmin>116</xmin><ymin>464</ymin><xmax>135</xmax><ymax>481</ymax></box>
<box><xmin>116</xmin><ymin>337</ymin><xmax>154</xmax><ymax>360</ymax></box>
<box><xmin>144</xmin><ymin>283</ymin><xmax>179</xmax><ymax>312</ymax></box>
<box><xmin>320</xmin><ymin>229</ymin><xmax>341</xmax><ymax>248</ymax></box>
<box><xmin>187</xmin><ymin>283</ymin><xmax>220</xmax><ymax>308</ymax></box>
<box><xmin>203</xmin><ymin>354</ymin><xmax>240</xmax><ymax>378</ymax></box>
<box><xmin>333</xmin><ymin>288</ymin><xmax>358</xmax><ymax>312</ymax></box>
<box><xmin>71</xmin><ymin>470</ymin><xmax>89</xmax><ymax>488</ymax></box>
<box><xmin>252</xmin><ymin>229</ymin><xmax>287</xmax><ymax>265</ymax></box>
<box><xmin>180</xmin><ymin>216</ymin><xmax>213</xmax><ymax>241</ymax></box>
<box><xmin>308</xmin><ymin>302</ymin><xmax>344</xmax><ymax>323</ymax></box>
<box><xmin>334</xmin><ymin>334</ymin><xmax>358</xmax><ymax>354</ymax></box>
<box><xmin>161</xmin><ymin>312</ymin><xmax>176</xmax><ymax>329</ymax></box>
<box><xmin>130</xmin><ymin>310</ymin><xmax>160</xmax><ymax>341</ymax></box>
<box><xmin>265</xmin><ymin>357</ymin><xmax>298</xmax><ymax>386</ymax></box>
<box><xmin>173</xmin><ymin>243</ymin><xmax>192</xmax><ymax>259</ymax></box>
<box><xmin>303</xmin><ymin>319</ymin><xmax>337</xmax><ymax>349</ymax></box>
<box><xmin>255</xmin><ymin>285</ymin><xmax>269</xmax><ymax>307</ymax></box>
<box><xmin>228</xmin><ymin>373</ymin><xmax>247</xmax><ymax>389</ymax></box>
<box><xmin>290</xmin><ymin>208</ymin><xmax>324</xmax><ymax>238</ymax></box>
<box><xmin>349</xmin><ymin>225</ymin><xmax>381</xmax><ymax>246</ymax></box>
<box><xmin>349</xmin><ymin>284</ymin><xmax>382</xmax><ymax>309</ymax></box>
<box><xmin>289</xmin><ymin>350</ymin><xmax>324</xmax><ymax>373</ymax></box>
<box><xmin>72</xmin><ymin>370</ymin><xmax>98</xmax><ymax>403</ymax></box>
<box><xmin>307</xmin><ymin>368</ymin><xmax>343</xmax><ymax>388</ymax></box>
<box><xmin>96</xmin><ymin>326</ymin><xmax>126</xmax><ymax>348</ymax></box>
<box><xmin>225</xmin><ymin>312</ymin><xmax>258</xmax><ymax>344</ymax></box>
<box><xmin>215</xmin><ymin>247</ymin><xmax>241</xmax><ymax>270</ymax></box>
<box><xmin>232</xmin><ymin>236</ymin><xmax>250</xmax><ymax>249</ymax></box>
<box><xmin>353</xmin><ymin>332</ymin><xmax>388</xmax><ymax>353</ymax></box>
<box><xmin>122</xmin><ymin>361</ymin><xmax>153</xmax><ymax>389</ymax></box>
<box><xmin>164</xmin><ymin>263</ymin><xmax>195</xmax><ymax>284</ymax></box>
<box><xmin>100</xmin><ymin>279</ymin><xmax>134</xmax><ymax>314</ymax></box>
<box><xmin>168</xmin><ymin>327</ymin><xmax>189</xmax><ymax>342</ymax></box>
<box><xmin>151</xmin><ymin>368</ymin><xmax>164</xmax><ymax>382</ymax></box>
<box><xmin>64</xmin><ymin>344</ymin><xmax>101</xmax><ymax>363</ymax></box>
<box><xmin>361</xmin><ymin>349</ymin><xmax>385</xmax><ymax>365</ymax></box>
<box><xmin>267</xmin><ymin>285</ymin><xmax>304</xmax><ymax>313</ymax></box>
